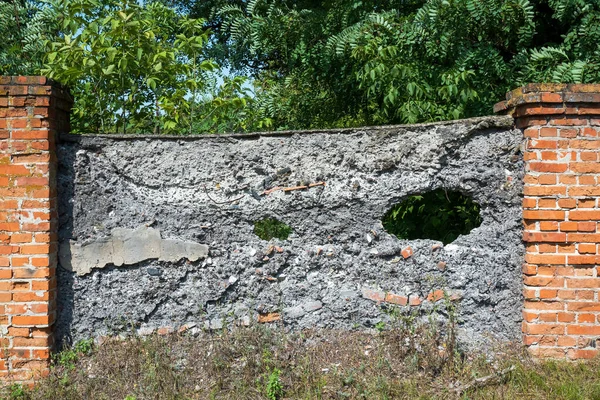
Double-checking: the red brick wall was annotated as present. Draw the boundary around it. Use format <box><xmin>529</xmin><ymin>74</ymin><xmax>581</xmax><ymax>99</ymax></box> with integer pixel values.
<box><xmin>495</xmin><ymin>83</ymin><xmax>600</xmax><ymax>359</ymax></box>
<box><xmin>0</xmin><ymin>76</ymin><xmax>72</xmax><ymax>383</ymax></box>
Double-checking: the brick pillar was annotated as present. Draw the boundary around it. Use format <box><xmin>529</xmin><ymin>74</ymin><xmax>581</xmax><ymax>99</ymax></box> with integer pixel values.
<box><xmin>0</xmin><ymin>76</ymin><xmax>71</xmax><ymax>382</ymax></box>
<box><xmin>495</xmin><ymin>84</ymin><xmax>600</xmax><ymax>359</ymax></box>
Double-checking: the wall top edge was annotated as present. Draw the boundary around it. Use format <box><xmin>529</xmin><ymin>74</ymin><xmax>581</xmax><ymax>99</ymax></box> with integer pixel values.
<box><xmin>495</xmin><ymin>83</ymin><xmax>600</xmax><ymax>113</ymax></box>
<box><xmin>0</xmin><ymin>76</ymin><xmax>66</xmax><ymax>87</ymax></box>
<box><xmin>58</xmin><ymin>115</ymin><xmax>514</xmax><ymax>143</ymax></box>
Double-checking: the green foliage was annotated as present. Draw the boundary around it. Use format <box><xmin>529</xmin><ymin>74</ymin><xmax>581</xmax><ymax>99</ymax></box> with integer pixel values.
<box><xmin>56</xmin><ymin>338</ymin><xmax>94</xmax><ymax>369</ymax></box>
<box><xmin>0</xmin><ymin>0</ymin><xmax>59</xmax><ymax>75</ymax></box>
<box><xmin>265</xmin><ymin>368</ymin><xmax>283</xmax><ymax>400</ymax></box>
<box><xmin>184</xmin><ymin>0</ymin><xmax>600</xmax><ymax>129</ymax></box>
<box><xmin>254</xmin><ymin>218</ymin><xmax>292</xmax><ymax>241</ymax></box>
<box><xmin>41</xmin><ymin>0</ymin><xmax>217</xmax><ymax>134</ymax></box>
<box><xmin>192</xmin><ymin>76</ymin><xmax>272</xmax><ymax>133</ymax></box>
<box><xmin>382</xmin><ymin>189</ymin><xmax>482</xmax><ymax>244</ymax></box>
<box><xmin>7</xmin><ymin>383</ymin><xmax>27</xmax><ymax>400</ymax></box>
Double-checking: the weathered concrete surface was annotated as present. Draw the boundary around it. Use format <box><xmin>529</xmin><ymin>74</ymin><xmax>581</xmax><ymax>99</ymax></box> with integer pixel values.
<box><xmin>55</xmin><ymin>116</ymin><xmax>524</xmax><ymax>348</ymax></box>
<box><xmin>59</xmin><ymin>225</ymin><xmax>209</xmax><ymax>275</ymax></box>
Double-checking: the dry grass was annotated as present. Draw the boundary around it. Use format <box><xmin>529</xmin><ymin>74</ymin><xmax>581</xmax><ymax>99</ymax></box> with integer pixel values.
<box><xmin>3</xmin><ymin>321</ymin><xmax>600</xmax><ymax>400</ymax></box>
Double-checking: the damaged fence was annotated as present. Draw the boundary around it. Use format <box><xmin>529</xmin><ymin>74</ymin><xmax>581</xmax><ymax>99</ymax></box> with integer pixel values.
<box><xmin>1</xmin><ymin>77</ymin><xmax>600</xmax><ymax>383</ymax></box>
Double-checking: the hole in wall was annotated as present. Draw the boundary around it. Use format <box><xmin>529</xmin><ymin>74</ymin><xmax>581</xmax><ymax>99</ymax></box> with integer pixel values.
<box><xmin>382</xmin><ymin>189</ymin><xmax>482</xmax><ymax>245</ymax></box>
<box><xmin>254</xmin><ymin>218</ymin><xmax>293</xmax><ymax>241</ymax></box>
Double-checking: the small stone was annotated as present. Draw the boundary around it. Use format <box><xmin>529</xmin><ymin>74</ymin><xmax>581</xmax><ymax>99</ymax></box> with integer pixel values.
<box><xmin>157</xmin><ymin>326</ymin><xmax>174</xmax><ymax>335</ymax></box>
<box><xmin>437</xmin><ymin>261</ymin><xmax>447</xmax><ymax>271</ymax></box>
<box><xmin>274</xmin><ymin>246</ymin><xmax>284</xmax><ymax>253</ymax></box>
<box><xmin>304</xmin><ymin>300</ymin><xmax>323</xmax><ymax>312</ymax></box>
<box><xmin>228</xmin><ymin>275</ymin><xmax>238</xmax><ymax>284</ymax></box>
<box><xmin>147</xmin><ymin>267</ymin><xmax>161</xmax><ymax>276</ymax></box>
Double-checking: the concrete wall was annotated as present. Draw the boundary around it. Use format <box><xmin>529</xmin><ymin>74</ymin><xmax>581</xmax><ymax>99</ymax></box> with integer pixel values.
<box><xmin>55</xmin><ymin>115</ymin><xmax>525</xmax><ymax>347</ymax></box>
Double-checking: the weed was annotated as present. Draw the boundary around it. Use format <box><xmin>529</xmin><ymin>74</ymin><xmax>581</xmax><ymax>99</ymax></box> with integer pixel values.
<box><xmin>254</xmin><ymin>218</ymin><xmax>292</xmax><ymax>241</ymax></box>
<box><xmin>55</xmin><ymin>338</ymin><xmax>94</xmax><ymax>369</ymax></box>
<box><xmin>266</xmin><ymin>368</ymin><xmax>283</xmax><ymax>400</ymax></box>
<box><xmin>7</xmin><ymin>383</ymin><xmax>26</xmax><ymax>400</ymax></box>
<box><xmin>2</xmin><ymin>324</ymin><xmax>600</xmax><ymax>400</ymax></box>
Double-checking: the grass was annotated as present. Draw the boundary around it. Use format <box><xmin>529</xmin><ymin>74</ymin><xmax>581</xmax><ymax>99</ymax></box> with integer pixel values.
<box><xmin>3</xmin><ymin>323</ymin><xmax>600</xmax><ymax>400</ymax></box>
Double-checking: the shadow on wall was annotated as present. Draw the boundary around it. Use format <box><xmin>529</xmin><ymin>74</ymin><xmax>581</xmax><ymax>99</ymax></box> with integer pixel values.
<box><xmin>55</xmin><ymin>144</ymin><xmax>75</xmax><ymax>350</ymax></box>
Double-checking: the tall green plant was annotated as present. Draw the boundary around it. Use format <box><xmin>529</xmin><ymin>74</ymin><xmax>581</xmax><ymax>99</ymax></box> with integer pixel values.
<box><xmin>0</xmin><ymin>0</ymin><xmax>59</xmax><ymax>75</ymax></box>
<box><xmin>183</xmin><ymin>0</ymin><xmax>600</xmax><ymax>129</ymax></box>
<box><xmin>42</xmin><ymin>0</ymin><xmax>217</xmax><ymax>134</ymax></box>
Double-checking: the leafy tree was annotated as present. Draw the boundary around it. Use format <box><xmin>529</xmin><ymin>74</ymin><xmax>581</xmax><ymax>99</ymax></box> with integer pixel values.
<box><xmin>0</xmin><ymin>0</ymin><xmax>59</xmax><ymax>75</ymax></box>
<box><xmin>178</xmin><ymin>0</ymin><xmax>600</xmax><ymax>129</ymax></box>
<box><xmin>42</xmin><ymin>0</ymin><xmax>217</xmax><ymax>134</ymax></box>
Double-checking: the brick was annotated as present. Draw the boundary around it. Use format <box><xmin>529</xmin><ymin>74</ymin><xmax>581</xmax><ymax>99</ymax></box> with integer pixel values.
<box><xmin>523</xmin><ymin>276</ymin><xmax>564</xmax><ymax>287</ymax></box>
<box><xmin>538</xmin><ymin>198</ymin><xmax>557</xmax><ymax>208</ymax></box>
<box><xmin>566</xmin><ymin>278</ymin><xmax>600</xmax><ymax>288</ymax></box>
<box><xmin>567</xmin><ymin>349</ymin><xmax>598</xmax><ymax>359</ymax></box>
<box><xmin>384</xmin><ymin>293</ymin><xmax>407</xmax><ymax>306</ymax></box>
<box><xmin>12</xmin><ymin>337</ymin><xmax>50</xmax><ymax>348</ymax></box>
<box><xmin>524</xmin><ymin>301</ymin><xmax>564</xmax><ymax>310</ymax></box>
<box><xmin>10</xmin><ymin>130</ymin><xmax>49</xmax><ymax>140</ymax></box>
<box><xmin>0</xmin><ymin>165</ymin><xmax>30</xmax><ymax>176</ymax></box>
<box><xmin>539</xmin><ymin>127</ymin><xmax>558</xmax><ymax>137</ymax></box>
<box><xmin>578</xmin><ymin>314</ymin><xmax>596</xmax><ymax>323</ymax></box>
<box><xmin>528</xmin><ymin>140</ymin><xmax>559</xmax><ymax>150</ymax></box>
<box><xmin>568</xmin><ymin>255</ymin><xmax>597</xmax><ymax>265</ymax></box>
<box><xmin>560</xmin><ymin>128</ymin><xmax>578</xmax><ymax>138</ymax></box>
<box><xmin>557</xmin><ymin>312</ymin><xmax>576</xmax><ymax>323</ymax></box>
<box><xmin>524</xmin><ymin>254</ymin><xmax>565</xmax><ymax>264</ymax></box>
<box><xmin>257</xmin><ymin>312</ymin><xmax>280</xmax><ymax>323</ymax></box>
<box><xmin>426</xmin><ymin>290</ymin><xmax>444</xmax><ymax>302</ymax></box>
<box><xmin>567</xmin><ymin>302</ymin><xmax>600</xmax><ymax>311</ymax></box>
<box><xmin>567</xmin><ymin>325</ymin><xmax>600</xmax><ymax>335</ymax></box>
<box><xmin>570</xmin><ymin>187</ymin><xmax>600</xmax><ymax>196</ymax></box>
<box><xmin>362</xmin><ymin>289</ymin><xmax>385</xmax><ymax>303</ymax></box>
<box><xmin>569</xmin><ymin>210</ymin><xmax>600</xmax><ymax>220</ymax></box>
<box><xmin>559</xmin><ymin>221</ymin><xmax>578</xmax><ymax>231</ymax></box>
<box><xmin>523</xmin><ymin>198</ymin><xmax>537</xmax><ymax>208</ymax></box>
<box><xmin>523</xmin><ymin>210</ymin><xmax>565</xmax><ymax>220</ymax></box>
<box><xmin>524</xmin><ymin>323</ymin><xmax>564</xmax><ymax>335</ymax></box>
<box><xmin>523</xmin><ymin>186</ymin><xmax>566</xmax><ymax>196</ymax></box>
<box><xmin>570</xmin><ymin>162</ymin><xmax>600</xmax><ymax>173</ymax></box>
<box><xmin>523</xmin><ymin>231</ymin><xmax>566</xmax><ymax>242</ymax></box>
<box><xmin>408</xmin><ymin>295</ymin><xmax>421</xmax><ymax>306</ymax></box>
<box><xmin>568</xmin><ymin>233</ymin><xmax>600</xmax><ymax>242</ymax></box>
<box><xmin>12</xmin><ymin>315</ymin><xmax>53</xmax><ymax>326</ymax></box>
<box><xmin>569</xmin><ymin>139</ymin><xmax>600</xmax><ymax>149</ymax></box>
<box><xmin>10</xmin><ymin>233</ymin><xmax>32</xmax><ymax>243</ymax></box>
<box><xmin>524</xmin><ymin>128</ymin><xmax>539</xmax><ymax>138</ymax></box>
<box><xmin>528</xmin><ymin>162</ymin><xmax>567</xmax><ymax>173</ymax></box>
<box><xmin>578</xmin><ymin>199</ymin><xmax>597</xmax><ymax>208</ymax></box>
<box><xmin>19</xmin><ymin>244</ymin><xmax>50</xmax><ymax>255</ymax></box>
<box><xmin>401</xmin><ymin>246</ymin><xmax>413</xmax><ymax>259</ymax></box>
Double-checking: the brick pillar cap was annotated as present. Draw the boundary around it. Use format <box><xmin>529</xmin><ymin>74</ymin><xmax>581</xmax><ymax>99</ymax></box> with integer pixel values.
<box><xmin>494</xmin><ymin>83</ymin><xmax>600</xmax><ymax>114</ymax></box>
